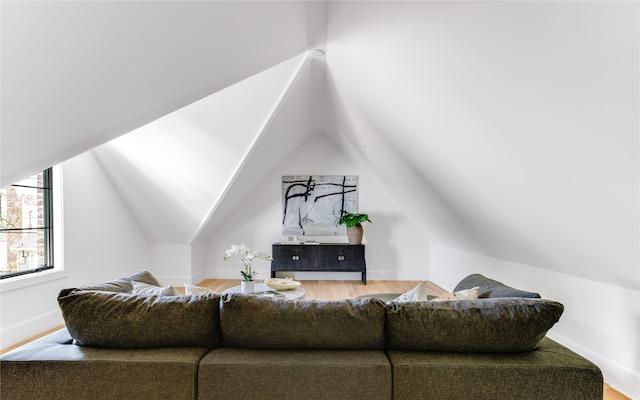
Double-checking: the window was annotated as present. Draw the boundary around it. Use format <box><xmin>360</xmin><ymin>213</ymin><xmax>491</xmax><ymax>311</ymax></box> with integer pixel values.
<box><xmin>0</xmin><ymin>168</ymin><xmax>54</xmax><ymax>279</ymax></box>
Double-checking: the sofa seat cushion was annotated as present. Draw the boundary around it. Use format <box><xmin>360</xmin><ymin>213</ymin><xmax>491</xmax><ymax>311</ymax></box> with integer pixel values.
<box><xmin>58</xmin><ymin>289</ymin><xmax>221</xmax><ymax>348</ymax></box>
<box><xmin>386</xmin><ymin>298</ymin><xmax>563</xmax><ymax>352</ymax></box>
<box><xmin>219</xmin><ymin>294</ymin><xmax>386</xmax><ymax>350</ymax></box>
<box><xmin>198</xmin><ymin>348</ymin><xmax>391</xmax><ymax>400</ymax></box>
<box><xmin>0</xmin><ymin>328</ymin><xmax>210</xmax><ymax>400</ymax></box>
<box><xmin>387</xmin><ymin>337</ymin><xmax>603</xmax><ymax>400</ymax></box>
<box><xmin>454</xmin><ymin>273</ymin><xmax>541</xmax><ymax>298</ymax></box>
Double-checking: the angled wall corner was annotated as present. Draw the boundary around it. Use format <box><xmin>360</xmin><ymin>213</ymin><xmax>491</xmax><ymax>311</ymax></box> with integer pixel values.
<box><xmin>192</xmin><ymin>52</ymin><xmax>317</xmax><ymax>243</ymax></box>
<box><xmin>93</xmin><ymin>53</ymin><xmax>311</xmax><ymax>244</ymax></box>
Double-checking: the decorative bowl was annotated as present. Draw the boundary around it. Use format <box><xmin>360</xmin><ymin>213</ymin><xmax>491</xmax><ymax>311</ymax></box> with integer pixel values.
<box><xmin>264</xmin><ymin>278</ymin><xmax>301</xmax><ymax>291</ymax></box>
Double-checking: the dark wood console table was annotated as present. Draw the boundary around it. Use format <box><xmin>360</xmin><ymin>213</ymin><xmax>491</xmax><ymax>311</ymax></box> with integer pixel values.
<box><xmin>271</xmin><ymin>243</ymin><xmax>367</xmax><ymax>284</ymax></box>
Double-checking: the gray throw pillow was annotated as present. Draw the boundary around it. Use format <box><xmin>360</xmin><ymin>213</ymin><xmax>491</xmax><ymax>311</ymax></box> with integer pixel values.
<box><xmin>219</xmin><ymin>294</ymin><xmax>386</xmax><ymax>350</ymax></box>
<box><xmin>453</xmin><ymin>273</ymin><xmax>541</xmax><ymax>298</ymax></box>
<box><xmin>76</xmin><ymin>270</ymin><xmax>161</xmax><ymax>293</ymax></box>
<box><xmin>391</xmin><ymin>282</ymin><xmax>430</xmax><ymax>302</ymax></box>
<box><xmin>131</xmin><ymin>280</ymin><xmax>176</xmax><ymax>296</ymax></box>
<box><xmin>184</xmin><ymin>283</ymin><xmax>216</xmax><ymax>295</ymax></box>
<box><xmin>385</xmin><ymin>298</ymin><xmax>563</xmax><ymax>352</ymax></box>
<box><xmin>58</xmin><ymin>289</ymin><xmax>221</xmax><ymax>348</ymax></box>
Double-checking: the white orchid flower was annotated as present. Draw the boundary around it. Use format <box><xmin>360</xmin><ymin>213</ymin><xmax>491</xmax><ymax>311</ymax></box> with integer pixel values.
<box><xmin>223</xmin><ymin>244</ymin><xmax>273</xmax><ymax>281</ymax></box>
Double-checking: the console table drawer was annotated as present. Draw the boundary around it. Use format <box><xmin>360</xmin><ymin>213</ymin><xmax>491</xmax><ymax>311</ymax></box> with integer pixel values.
<box><xmin>271</xmin><ymin>244</ymin><xmax>367</xmax><ymax>284</ymax></box>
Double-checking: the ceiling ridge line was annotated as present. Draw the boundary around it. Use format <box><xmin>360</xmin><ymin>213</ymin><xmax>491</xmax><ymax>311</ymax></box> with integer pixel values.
<box><xmin>189</xmin><ymin>52</ymin><xmax>313</xmax><ymax>244</ymax></box>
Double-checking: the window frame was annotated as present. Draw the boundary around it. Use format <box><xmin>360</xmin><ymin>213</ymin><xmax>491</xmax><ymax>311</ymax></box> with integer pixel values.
<box><xmin>0</xmin><ymin>167</ymin><xmax>56</xmax><ymax>281</ymax></box>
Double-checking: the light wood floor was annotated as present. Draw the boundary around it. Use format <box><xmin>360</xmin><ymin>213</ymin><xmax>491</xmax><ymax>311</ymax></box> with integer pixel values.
<box><xmin>195</xmin><ymin>278</ymin><xmax>449</xmax><ymax>300</ymax></box>
<box><xmin>1</xmin><ymin>279</ymin><xmax>630</xmax><ymax>399</ymax></box>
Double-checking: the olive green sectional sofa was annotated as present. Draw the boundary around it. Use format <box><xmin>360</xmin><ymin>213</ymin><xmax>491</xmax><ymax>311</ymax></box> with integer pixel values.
<box><xmin>0</xmin><ymin>272</ymin><xmax>603</xmax><ymax>400</ymax></box>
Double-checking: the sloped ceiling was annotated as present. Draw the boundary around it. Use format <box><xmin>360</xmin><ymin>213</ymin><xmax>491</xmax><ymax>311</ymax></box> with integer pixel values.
<box><xmin>0</xmin><ymin>1</ymin><xmax>310</xmax><ymax>187</ymax></box>
<box><xmin>325</xmin><ymin>1</ymin><xmax>638</xmax><ymax>290</ymax></box>
<box><xmin>1</xmin><ymin>1</ymin><xmax>637</xmax><ymax>290</ymax></box>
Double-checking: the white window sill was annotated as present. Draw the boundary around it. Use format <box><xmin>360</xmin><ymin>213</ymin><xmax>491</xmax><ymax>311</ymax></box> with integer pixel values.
<box><xmin>0</xmin><ymin>269</ymin><xmax>67</xmax><ymax>293</ymax></box>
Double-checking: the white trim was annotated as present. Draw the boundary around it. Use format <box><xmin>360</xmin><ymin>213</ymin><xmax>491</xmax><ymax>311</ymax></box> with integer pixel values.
<box><xmin>52</xmin><ymin>164</ymin><xmax>64</xmax><ymax>282</ymax></box>
<box><xmin>0</xmin><ymin>307</ymin><xmax>63</xmax><ymax>350</ymax></box>
<box><xmin>189</xmin><ymin>270</ymin><xmax>207</xmax><ymax>286</ymax></box>
<box><xmin>0</xmin><ymin>269</ymin><xmax>67</xmax><ymax>293</ymax></box>
<box><xmin>0</xmin><ymin>165</ymin><xmax>65</xmax><ymax>293</ymax></box>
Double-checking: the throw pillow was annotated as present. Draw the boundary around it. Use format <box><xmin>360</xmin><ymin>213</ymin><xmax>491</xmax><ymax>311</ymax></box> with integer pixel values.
<box><xmin>76</xmin><ymin>270</ymin><xmax>161</xmax><ymax>293</ymax></box>
<box><xmin>131</xmin><ymin>280</ymin><xmax>176</xmax><ymax>296</ymax></box>
<box><xmin>184</xmin><ymin>283</ymin><xmax>215</xmax><ymax>295</ymax></box>
<box><xmin>431</xmin><ymin>286</ymin><xmax>479</xmax><ymax>301</ymax></box>
<box><xmin>58</xmin><ymin>289</ymin><xmax>221</xmax><ymax>348</ymax></box>
<box><xmin>392</xmin><ymin>282</ymin><xmax>430</xmax><ymax>302</ymax></box>
<box><xmin>454</xmin><ymin>273</ymin><xmax>541</xmax><ymax>298</ymax></box>
<box><xmin>385</xmin><ymin>298</ymin><xmax>563</xmax><ymax>352</ymax></box>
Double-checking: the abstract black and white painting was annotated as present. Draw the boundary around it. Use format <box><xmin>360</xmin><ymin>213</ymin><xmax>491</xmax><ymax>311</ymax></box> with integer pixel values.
<box><xmin>282</xmin><ymin>175</ymin><xmax>358</xmax><ymax>236</ymax></box>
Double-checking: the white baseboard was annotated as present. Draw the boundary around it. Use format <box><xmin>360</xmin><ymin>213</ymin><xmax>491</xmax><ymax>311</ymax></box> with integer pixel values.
<box><xmin>156</xmin><ymin>274</ymin><xmax>198</xmax><ymax>287</ymax></box>
<box><xmin>1</xmin><ymin>308</ymin><xmax>63</xmax><ymax>350</ymax></box>
<box><xmin>166</xmin><ymin>271</ymin><xmax>207</xmax><ymax>286</ymax></box>
<box><xmin>547</xmin><ymin>332</ymin><xmax>640</xmax><ymax>399</ymax></box>
<box><xmin>190</xmin><ymin>271</ymin><xmax>207</xmax><ymax>285</ymax></box>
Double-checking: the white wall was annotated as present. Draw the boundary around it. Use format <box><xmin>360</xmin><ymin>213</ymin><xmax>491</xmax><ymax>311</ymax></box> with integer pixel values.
<box><xmin>149</xmin><ymin>244</ymin><xmax>191</xmax><ymax>287</ymax></box>
<box><xmin>430</xmin><ymin>243</ymin><xmax>640</xmax><ymax>399</ymax></box>
<box><xmin>205</xmin><ymin>133</ymin><xmax>429</xmax><ymax>282</ymax></box>
<box><xmin>189</xmin><ymin>240</ymin><xmax>207</xmax><ymax>286</ymax></box>
<box><xmin>0</xmin><ymin>152</ymin><xmax>151</xmax><ymax>348</ymax></box>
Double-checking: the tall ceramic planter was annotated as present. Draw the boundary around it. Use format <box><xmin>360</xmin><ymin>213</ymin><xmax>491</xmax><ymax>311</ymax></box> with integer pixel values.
<box><xmin>240</xmin><ymin>280</ymin><xmax>255</xmax><ymax>293</ymax></box>
<box><xmin>346</xmin><ymin>224</ymin><xmax>364</xmax><ymax>245</ymax></box>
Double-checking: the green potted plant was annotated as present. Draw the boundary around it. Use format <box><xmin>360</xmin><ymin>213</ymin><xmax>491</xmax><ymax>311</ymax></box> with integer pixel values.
<box><xmin>339</xmin><ymin>212</ymin><xmax>372</xmax><ymax>245</ymax></box>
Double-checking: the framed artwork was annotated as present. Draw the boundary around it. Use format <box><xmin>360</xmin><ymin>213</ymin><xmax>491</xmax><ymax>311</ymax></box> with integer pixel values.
<box><xmin>282</xmin><ymin>175</ymin><xmax>358</xmax><ymax>236</ymax></box>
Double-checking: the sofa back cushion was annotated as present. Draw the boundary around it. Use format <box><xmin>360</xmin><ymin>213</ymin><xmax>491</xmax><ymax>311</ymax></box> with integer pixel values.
<box><xmin>453</xmin><ymin>274</ymin><xmax>541</xmax><ymax>298</ymax></box>
<box><xmin>220</xmin><ymin>294</ymin><xmax>386</xmax><ymax>350</ymax></box>
<box><xmin>58</xmin><ymin>289</ymin><xmax>221</xmax><ymax>348</ymax></box>
<box><xmin>385</xmin><ymin>298</ymin><xmax>563</xmax><ymax>352</ymax></box>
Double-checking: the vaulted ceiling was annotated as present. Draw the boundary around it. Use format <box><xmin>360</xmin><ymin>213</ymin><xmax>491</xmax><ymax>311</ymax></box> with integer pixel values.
<box><xmin>1</xmin><ymin>1</ymin><xmax>637</xmax><ymax>291</ymax></box>
<box><xmin>0</xmin><ymin>1</ymin><xmax>314</xmax><ymax>187</ymax></box>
